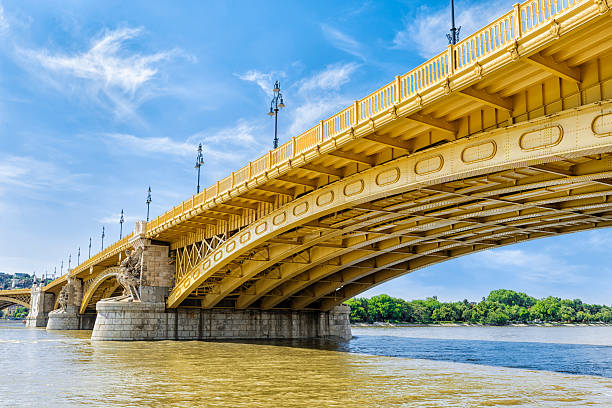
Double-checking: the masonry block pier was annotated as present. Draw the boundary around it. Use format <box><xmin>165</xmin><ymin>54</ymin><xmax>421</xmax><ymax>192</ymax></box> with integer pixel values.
<box><xmin>91</xmin><ymin>302</ymin><xmax>351</xmax><ymax>341</ymax></box>
<box><xmin>25</xmin><ymin>284</ymin><xmax>55</xmax><ymax>328</ymax></box>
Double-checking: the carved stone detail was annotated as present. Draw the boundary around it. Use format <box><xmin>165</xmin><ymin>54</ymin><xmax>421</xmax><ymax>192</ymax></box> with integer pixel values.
<box><xmin>474</xmin><ymin>62</ymin><xmax>483</xmax><ymax>80</ymax></box>
<box><xmin>415</xmin><ymin>93</ymin><xmax>423</xmax><ymax>108</ymax></box>
<box><xmin>549</xmin><ymin>19</ymin><xmax>561</xmax><ymax>39</ymax></box>
<box><xmin>389</xmin><ymin>105</ymin><xmax>398</xmax><ymax>119</ymax></box>
<box><xmin>596</xmin><ymin>0</ymin><xmax>610</xmax><ymax>14</ymax></box>
<box><xmin>507</xmin><ymin>40</ymin><xmax>520</xmax><ymax>61</ymax></box>
<box><xmin>441</xmin><ymin>78</ymin><xmax>451</xmax><ymax>94</ymax></box>
<box><xmin>116</xmin><ymin>247</ymin><xmax>143</xmax><ymax>301</ymax></box>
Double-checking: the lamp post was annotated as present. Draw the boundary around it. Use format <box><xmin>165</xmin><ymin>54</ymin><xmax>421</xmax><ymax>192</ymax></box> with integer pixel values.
<box><xmin>60</xmin><ymin>260</ymin><xmax>63</xmax><ymax>275</ymax></box>
<box><xmin>146</xmin><ymin>187</ymin><xmax>152</xmax><ymax>222</ymax></box>
<box><xmin>88</xmin><ymin>238</ymin><xmax>92</xmax><ymax>258</ymax></box>
<box><xmin>119</xmin><ymin>209</ymin><xmax>125</xmax><ymax>239</ymax></box>
<box><xmin>267</xmin><ymin>81</ymin><xmax>285</xmax><ymax>149</ymax></box>
<box><xmin>446</xmin><ymin>0</ymin><xmax>461</xmax><ymax>45</ymax></box>
<box><xmin>77</xmin><ymin>247</ymin><xmax>81</xmax><ymax>265</ymax></box>
<box><xmin>194</xmin><ymin>144</ymin><xmax>205</xmax><ymax>194</ymax></box>
<box><xmin>101</xmin><ymin>226</ymin><xmax>105</xmax><ymax>250</ymax></box>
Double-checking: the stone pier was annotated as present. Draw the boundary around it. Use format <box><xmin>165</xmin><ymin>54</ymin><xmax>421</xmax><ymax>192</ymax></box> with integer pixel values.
<box><xmin>91</xmin><ymin>221</ymin><xmax>351</xmax><ymax>341</ymax></box>
<box><xmin>25</xmin><ymin>284</ymin><xmax>55</xmax><ymax>328</ymax></box>
<box><xmin>91</xmin><ymin>302</ymin><xmax>351</xmax><ymax>341</ymax></box>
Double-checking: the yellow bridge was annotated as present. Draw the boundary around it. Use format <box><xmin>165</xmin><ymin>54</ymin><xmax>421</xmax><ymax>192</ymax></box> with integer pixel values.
<box><xmin>2</xmin><ymin>0</ymin><xmax>612</xmax><ymax>337</ymax></box>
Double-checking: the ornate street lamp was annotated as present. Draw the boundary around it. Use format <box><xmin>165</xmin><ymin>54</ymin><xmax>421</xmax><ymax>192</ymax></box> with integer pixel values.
<box><xmin>267</xmin><ymin>81</ymin><xmax>286</xmax><ymax>149</ymax></box>
<box><xmin>446</xmin><ymin>0</ymin><xmax>461</xmax><ymax>45</ymax></box>
<box><xmin>146</xmin><ymin>187</ymin><xmax>152</xmax><ymax>222</ymax></box>
<box><xmin>77</xmin><ymin>247</ymin><xmax>81</xmax><ymax>265</ymax></box>
<box><xmin>101</xmin><ymin>226</ymin><xmax>105</xmax><ymax>250</ymax></box>
<box><xmin>194</xmin><ymin>144</ymin><xmax>205</xmax><ymax>194</ymax></box>
<box><xmin>119</xmin><ymin>209</ymin><xmax>125</xmax><ymax>239</ymax></box>
<box><xmin>68</xmin><ymin>254</ymin><xmax>71</xmax><ymax>270</ymax></box>
<box><xmin>88</xmin><ymin>237</ymin><xmax>92</xmax><ymax>258</ymax></box>
<box><xmin>60</xmin><ymin>260</ymin><xmax>63</xmax><ymax>275</ymax></box>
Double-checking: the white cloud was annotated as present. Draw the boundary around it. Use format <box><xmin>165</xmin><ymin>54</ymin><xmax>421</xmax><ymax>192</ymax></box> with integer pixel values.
<box><xmin>392</xmin><ymin>0</ymin><xmax>515</xmax><ymax>58</ymax></box>
<box><xmin>288</xmin><ymin>96</ymin><xmax>352</xmax><ymax>136</ymax></box>
<box><xmin>104</xmin><ymin>133</ymin><xmax>194</xmax><ymax>157</ymax></box>
<box><xmin>98</xmin><ymin>212</ymin><xmax>141</xmax><ymax>224</ymax></box>
<box><xmin>0</xmin><ymin>155</ymin><xmax>86</xmax><ymax>191</ymax></box>
<box><xmin>468</xmin><ymin>248</ymin><xmax>587</xmax><ymax>283</ymax></box>
<box><xmin>321</xmin><ymin>24</ymin><xmax>365</xmax><ymax>60</ymax></box>
<box><xmin>20</xmin><ymin>27</ymin><xmax>184</xmax><ymax>118</ymax></box>
<box><xmin>105</xmin><ymin>120</ymin><xmax>266</xmax><ymax>168</ymax></box>
<box><xmin>298</xmin><ymin>62</ymin><xmax>359</xmax><ymax>93</ymax></box>
<box><xmin>236</xmin><ymin>70</ymin><xmax>285</xmax><ymax>96</ymax></box>
<box><xmin>0</xmin><ymin>3</ymin><xmax>9</xmax><ymax>32</ymax></box>
<box><xmin>287</xmin><ymin>63</ymin><xmax>358</xmax><ymax>136</ymax></box>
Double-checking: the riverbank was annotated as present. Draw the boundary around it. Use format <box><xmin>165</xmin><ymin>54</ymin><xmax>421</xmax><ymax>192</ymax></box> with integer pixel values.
<box><xmin>353</xmin><ymin>322</ymin><xmax>612</xmax><ymax>327</ymax></box>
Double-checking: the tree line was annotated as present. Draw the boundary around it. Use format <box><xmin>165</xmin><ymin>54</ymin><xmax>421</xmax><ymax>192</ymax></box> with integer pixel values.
<box><xmin>344</xmin><ymin>289</ymin><xmax>612</xmax><ymax>325</ymax></box>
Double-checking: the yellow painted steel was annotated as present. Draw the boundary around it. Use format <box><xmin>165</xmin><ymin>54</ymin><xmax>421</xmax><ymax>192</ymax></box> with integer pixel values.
<box><xmin>0</xmin><ymin>289</ymin><xmax>31</xmax><ymax>310</ymax></box>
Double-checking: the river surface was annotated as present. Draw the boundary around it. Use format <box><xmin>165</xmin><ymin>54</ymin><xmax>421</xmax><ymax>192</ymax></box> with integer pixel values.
<box><xmin>1</xmin><ymin>322</ymin><xmax>612</xmax><ymax>407</ymax></box>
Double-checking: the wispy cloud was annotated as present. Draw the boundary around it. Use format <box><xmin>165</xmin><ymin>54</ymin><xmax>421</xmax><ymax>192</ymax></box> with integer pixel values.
<box><xmin>104</xmin><ymin>120</ymin><xmax>266</xmax><ymax>173</ymax></box>
<box><xmin>287</xmin><ymin>63</ymin><xmax>359</xmax><ymax>135</ymax></box>
<box><xmin>236</xmin><ymin>70</ymin><xmax>285</xmax><ymax>96</ymax></box>
<box><xmin>468</xmin><ymin>248</ymin><xmax>588</xmax><ymax>283</ymax></box>
<box><xmin>0</xmin><ymin>155</ymin><xmax>86</xmax><ymax>191</ymax></box>
<box><xmin>321</xmin><ymin>24</ymin><xmax>365</xmax><ymax>60</ymax></box>
<box><xmin>98</xmin><ymin>212</ymin><xmax>141</xmax><ymax>224</ymax></box>
<box><xmin>104</xmin><ymin>133</ymin><xmax>195</xmax><ymax>157</ymax></box>
<box><xmin>392</xmin><ymin>0</ymin><xmax>515</xmax><ymax>58</ymax></box>
<box><xmin>20</xmin><ymin>27</ymin><xmax>185</xmax><ymax>118</ymax></box>
<box><xmin>0</xmin><ymin>3</ymin><xmax>9</xmax><ymax>33</ymax></box>
<box><xmin>298</xmin><ymin>62</ymin><xmax>359</xmax><ymax>93</ymax></box>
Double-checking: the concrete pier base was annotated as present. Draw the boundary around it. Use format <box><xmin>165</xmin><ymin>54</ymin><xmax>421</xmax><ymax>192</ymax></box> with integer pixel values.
<box><xmin>91</xmin><ymin>300</ymin><xmax>351</xmax><ymax>341</ymax></box>
<box><xmin>46</xmin><ymin>305</ymin><xmax>95</xmax><ymax>330</ymax></box>
<box><xmin>25</xmin><ymin>284</ymin><xmax>55</xmax><ymax>328</ymax></box>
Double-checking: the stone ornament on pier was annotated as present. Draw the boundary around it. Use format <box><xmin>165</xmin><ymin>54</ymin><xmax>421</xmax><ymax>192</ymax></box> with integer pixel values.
<box><xmin>47</xmin><ymin>275</ymin><xmax>94</xmax><ymax>330</ymax></box>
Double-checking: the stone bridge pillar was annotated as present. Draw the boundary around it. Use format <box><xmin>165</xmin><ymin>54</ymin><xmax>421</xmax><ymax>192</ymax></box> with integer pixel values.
<box><xmin>25</xmin><ymin>284</ymin><xmax>55</xmax><ymax>328</ymax></box>
<box><xmin>92</xmin><ymin>221</ymin><xmax>175</xmax><ymax>341</ymax></box>
<box><xmin>132</xmin><ymin>221</ymin><xmax>175</xmax><ymax>303</ymax></box>
<box><xmin>46</xmin><ymin>274</ymin><xmax>94</xmax><ymax>330</ymax></box>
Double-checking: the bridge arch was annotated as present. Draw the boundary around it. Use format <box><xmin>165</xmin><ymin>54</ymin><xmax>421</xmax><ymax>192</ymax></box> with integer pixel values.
<box><xmin>80</xmin><ymin>267</ymin><xmax>123</xmax><ymax>314</ymax></box>
<box><xmin>0</xmin><ymin>296</ymin><xmax>30</xmax><ymax>310</ymax></box>
<box><xmin>167</xmin><ymin>102</ymin><xmax>612</xmax><ymax>309</ymax></box>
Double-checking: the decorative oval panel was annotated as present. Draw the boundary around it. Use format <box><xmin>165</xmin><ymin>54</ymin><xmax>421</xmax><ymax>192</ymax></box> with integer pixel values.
<box><xmin>255</xmin><ymin>222</ymin><xmax>268</xmax><ymax>235</ymax></box>
<box><xmin>592</xmin><ymin>113</ymin><xmax>612</xmax><ymax>137</ymax></box>
<box><xmin>226</xmin><ymin>241</ymin><xmax>236</xmax><ymax>253</ymax></box>
<box><xmin>415</xmin><ymin>155</ymin><xmax>444</xmax><ymax>175</ymax></box>
<box><xmin>293</xmin><ymin>202</ymin><xmax>309</xmax><ymax>216</ymax></box>
<box><xmin>213</xmin><ymin>251</ymin><xmax>223</xmax><ymax>261</ymax></box>
<box><xmin>239</xmin><ymin>232</ymin><xmax>251</xmax><ymax>244</ymax></box>
<box><xmin>461</xmin><ymin>141</ymin><xmax>497</xmax><ymax>164</ymax></box>
<box><xmin>375</xmin><ymin>167</ymin><xmax>400</xmax><ymax>186</ymax></box>
<box><xmin>316</xmin><ymin>191</ymin><xmax>334</xmax><ymax>207</ymax></box>
<box><xmin>273</xmin><ymin>212</ymin><xmax>286</xmax><ymax>226</ymax></box>
<box><xmin>344</xmin><ymin>179</ymin><xmax>365</xmax><ymax>197</ymax></box>
<box><xmin>519</xmin><ymin>125</ymin><xmax>563</xmax><ymax>150</ymax></box>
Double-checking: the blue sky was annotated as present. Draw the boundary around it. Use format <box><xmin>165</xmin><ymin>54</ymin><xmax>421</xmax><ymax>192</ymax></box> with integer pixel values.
<box><xmin>0</xmin><ymin>0</ymin><xmax>610</xmax><ymax>304</ymax></box>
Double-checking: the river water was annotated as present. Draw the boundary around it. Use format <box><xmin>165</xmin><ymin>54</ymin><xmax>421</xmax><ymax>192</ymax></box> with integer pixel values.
<box><xmin>1</xmin><ymin>322</ymin><xmax>612</xmax><ymax>407</ymax></box>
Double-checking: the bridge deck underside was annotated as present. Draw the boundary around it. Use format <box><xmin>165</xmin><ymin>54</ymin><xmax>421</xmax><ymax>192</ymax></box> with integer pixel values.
<box><xmin>179</xmin><ymin>153</ymin><xmax>612</xmax><ymax>311</ymax></box>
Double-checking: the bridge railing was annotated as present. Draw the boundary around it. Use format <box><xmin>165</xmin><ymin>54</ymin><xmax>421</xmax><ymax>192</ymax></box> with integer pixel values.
<box><xmin>70</xmin><ymin>0</ymin><xmax>587</xmax><ymax>272</ymax></box>
<box><xmin>141</xmin><ymin>0</ymin><xmax>584</xmax><ymax>235</ymax></box>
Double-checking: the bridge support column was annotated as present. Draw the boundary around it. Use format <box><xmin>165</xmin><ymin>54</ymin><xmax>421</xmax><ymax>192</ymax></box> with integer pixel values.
<box><xmin>92</xmin><ymin>304</ymin><xmax>351</xmax><ymax>341</ymax></box>
<box><xmin>92</xmin><ymin>221</ymin><xmax>351</xmax><ymax>341</ymax></box>
<box><xmin>25</xmin><ymin>284</ymin><xmax>54</xmax><ymax>328</ymax></box>
<box><xmin>46</xmin><ymin>275</ymin><xmax>94</xmax><ymax>330</ymax></box>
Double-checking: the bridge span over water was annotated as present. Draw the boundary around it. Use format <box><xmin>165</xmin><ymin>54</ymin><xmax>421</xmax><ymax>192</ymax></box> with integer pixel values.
<box><xmin>2</xmin><ymin>0</ymin><xmax>612</xmax><ymax>340</ymax></box>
